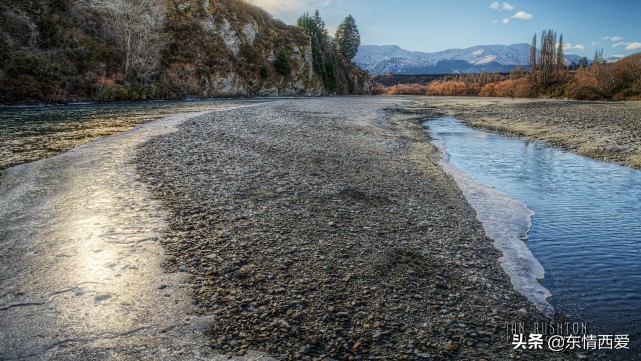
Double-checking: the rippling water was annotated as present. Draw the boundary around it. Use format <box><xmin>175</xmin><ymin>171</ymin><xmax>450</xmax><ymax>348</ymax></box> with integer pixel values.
<box><xmin>428</xmin><ymin>117</ymin><xmax>641</xmax><ymax>353</ymax></box>
<box><xmin>0</xmin><ymin>99</ymin><xmax>258</xmax><ymax>170</ymax></box>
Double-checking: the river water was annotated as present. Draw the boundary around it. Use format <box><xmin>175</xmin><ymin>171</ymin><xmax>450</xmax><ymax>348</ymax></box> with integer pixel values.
<box><xmin>427</xmin><ymin>117</ymin><xmax>641</xmax><ymax>356</ymax></box>
<box><xmin>0</xmin><ymin>99</ymin><xmax>260</xmax><ymax>170</ymax></box>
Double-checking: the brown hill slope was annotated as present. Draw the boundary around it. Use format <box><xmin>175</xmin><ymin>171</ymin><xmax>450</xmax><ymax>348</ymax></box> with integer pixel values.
<box><xmin>0</xmin><ymin>0</ymin><xmax>368</xmax><ymax>103</ymax></box>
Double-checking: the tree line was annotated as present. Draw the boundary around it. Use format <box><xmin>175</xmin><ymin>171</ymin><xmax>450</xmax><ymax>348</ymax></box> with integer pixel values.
<box><xmin>373</xmin><ymin>28</ymin><xmax>641</xmax><ymax>101</ymax></box>
<box><xmin>296</xmin><ymin>10</ymin><xmax>361</xmax><ymax>94</ymax></box>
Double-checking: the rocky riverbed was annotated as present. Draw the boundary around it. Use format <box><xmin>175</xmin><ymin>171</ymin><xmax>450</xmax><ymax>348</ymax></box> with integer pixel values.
<box><xmin>135</xmin><ymin>97</ymin><xmax>575</xmax><ymax>360</ymax></box>
<box><xmin>405</xmin><ymin>97</ymin><xmax>641</xmax><ymax>169</ymax></box>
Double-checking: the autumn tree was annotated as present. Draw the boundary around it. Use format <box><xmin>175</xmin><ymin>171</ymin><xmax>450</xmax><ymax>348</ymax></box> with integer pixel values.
<box><xmin>529</xmin><ymin>29</ymin><xmax>567</xmax><ymax>85</ymax></box>
<box><xmin>335</xmin><ymin>15</ymin><xmax>360</xmax><ymax>61</ymax></box>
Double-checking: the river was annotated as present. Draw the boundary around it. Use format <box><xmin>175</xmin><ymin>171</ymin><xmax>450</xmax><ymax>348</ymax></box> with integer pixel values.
<box><xmin>0</xmin><ymin>99</ymin><xmax>262</xmax><ymax>170</ymax></box>
<box><xmin>427</xmin><ymin>116</ymin><xmax>641</xmax><ymax>357</ymax></box>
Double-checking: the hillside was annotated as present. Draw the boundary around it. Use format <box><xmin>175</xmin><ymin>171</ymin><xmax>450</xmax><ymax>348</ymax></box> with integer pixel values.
<box><xmin>0</xmin><ymin>0</ymin><xmax>369</xmax><ymax>104</ymax></box>
<box><xmin>355</xmin><ymin>43</ymin><xmax>585</xmax><ymax>74</ymax></box>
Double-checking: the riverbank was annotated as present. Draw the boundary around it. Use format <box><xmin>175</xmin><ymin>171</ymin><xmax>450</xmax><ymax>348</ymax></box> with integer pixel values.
<box><xmin>135</xmin><ymin>97</ymin><xmax>570</xmax><ymax>359</ymax></box>
<box><xmin>0</xmin><ymin>99</ymin><xmax>256</xmax><ymax>171</ymax></box>
<box><xmin>402</xmin><ymin>97</ymin><xmax>641</xmax><ymax>169</ymax></box>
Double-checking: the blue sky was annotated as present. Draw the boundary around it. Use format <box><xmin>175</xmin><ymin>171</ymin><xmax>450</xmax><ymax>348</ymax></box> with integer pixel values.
<box><xmin>248</xmin><ymin>0</ymin><xmax>641</xmax><ymax>57</ymax></box>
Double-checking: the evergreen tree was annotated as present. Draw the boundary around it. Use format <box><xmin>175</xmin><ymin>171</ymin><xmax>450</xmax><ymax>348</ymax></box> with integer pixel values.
<box><xmin>313</xmin><ymin>10</ymin><xmax>327</xmax><ymax>41</ymax></box>
<box><xmin>297</xmin><ymin>10</ymin><xmax>328</xmax><ymax>77</ymax></box>
<box><xmin>335</xmin><ymin>15</ymin><xmax>360</xmax><ymax>61</ymax></box>
<box><xmin>274</xmin><ymin>47</ymin><xmax>291</xmax><ymax>75</ymax></box>
<box><xmin>324</xmin><ymin>51</ymin><xmax>339</xmax><ymax>93</ymax></box>
<box><xmin>578</xmin><ymin>57</ymin><xmax>589</xmax><ymax>68</ymax></box>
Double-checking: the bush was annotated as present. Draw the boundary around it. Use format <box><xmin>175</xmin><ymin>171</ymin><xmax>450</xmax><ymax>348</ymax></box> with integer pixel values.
<box><xmin>273</xmin><ymin>47</ymin><xmax>291</xmax><ymax>75</ymax></box>
<box><xmin>259</xmin><ymin>65</ymin><xmax>269</xmax><ymax>79</ymax></box>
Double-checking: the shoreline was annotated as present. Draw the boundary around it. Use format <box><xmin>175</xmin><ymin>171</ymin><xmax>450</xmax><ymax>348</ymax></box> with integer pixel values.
<box><xmin>135</xmin><ymin>97</ymin><xmax>572</xmax><ymax>359</ymax></box>
<box><xmin>401</xmin><ymin>96</ymin><xmax>641</xmax><ymax>170</ymax></box>
<box><xmin>0</xmin><ymin>109</ymin><xmax>228</xmax><ymax>359</ymax></box>
<box><xmin>428</xmin><ymin>124</ymin><xmax>553</xmax><ymax>317</ymax></box>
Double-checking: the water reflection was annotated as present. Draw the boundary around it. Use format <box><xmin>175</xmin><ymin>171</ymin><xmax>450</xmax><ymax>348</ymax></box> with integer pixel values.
<box><xmin>0</xmin><ymin>108</ymin><xmax>249</xmax><ymax>359</ymax></box>
<box><xmin>0</xmin><ymin>100</ymin><xmax>259</xmax><ymax>170</ymax></box>
<box><xmin>428</xmin><ymin>117</ymin><xmax>641</xmax><ymax>352</ymax></box>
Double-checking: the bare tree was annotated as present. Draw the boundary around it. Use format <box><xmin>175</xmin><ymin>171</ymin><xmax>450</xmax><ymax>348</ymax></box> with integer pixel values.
<box><xmin>87</xmin><ymin>0</ymin><xmax>167</xmax><ymax>82</ymax></box>
<box><xmin>556</xmin><ymin>33</ymin><xmax>565</xmax><ymax>73</ymax></box>
<box><xmin>529</xmin><ymin>33</ymin><xmax>537</xmax><ymax>71</ymax></box>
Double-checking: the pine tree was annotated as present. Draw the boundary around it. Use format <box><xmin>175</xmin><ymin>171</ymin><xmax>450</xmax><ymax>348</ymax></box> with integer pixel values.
<box><xmin>335</xmin><ymin>15</ymin><xmax>360</xmax><ymax>61</ymax></box>
<box><xmin>274</xmin><ymin>47</ymin><xmax>291</xmax><ymax>75</ymax></box>
<box><xmin>313</xmin><ymin>10</ymin><xmax>327</xmax><ymax>41</ymax></box>
<box><xmin>298</xmin><ymin>10</ymin><xmax>330</xmax><ymax>78</ymax></box>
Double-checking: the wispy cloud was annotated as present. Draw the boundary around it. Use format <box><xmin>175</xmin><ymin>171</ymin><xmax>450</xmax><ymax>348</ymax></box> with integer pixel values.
<box><xmin>490</xmin><ymin>2</ymin><xmax>513</xmax><ymax>11</ymax></box>
<box><xmin>492</xmin><ymin>2</ymin><xmax>532</xmax><ymax>25</ymax></box>
<box><xmin>603</xmin><ymin>36</ymin><xmax>624</xmax><ymax>42</ymax></box>
<box><xmin>612</xmin><ymin>42</ymin><xmax>626</xmax><ymax>48</ymax></box>
<box><xmin>626</xmin><ymin>42</ymin><xmax>641</xmax><ymax>50</ymax></box>
<box><xmin>564</xmin><ymin>43</ymin><xmax>586</xmax><ymax>52</ymax></box>
<box><xmin>512</xmin><ymin>11</ymin><xmax>533</xmax><ymax>20</ymax></box>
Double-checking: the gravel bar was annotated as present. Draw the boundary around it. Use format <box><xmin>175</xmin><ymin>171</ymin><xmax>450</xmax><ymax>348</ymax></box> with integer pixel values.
<box><xmin>135</xmin><ymin>97</ymin><xmax>574</xmax><ymax>360</ymax></box>
<box><xmin>405</xmin><ymin>97</ymin><xmax>641</xmax><ymax>169</ymax></box>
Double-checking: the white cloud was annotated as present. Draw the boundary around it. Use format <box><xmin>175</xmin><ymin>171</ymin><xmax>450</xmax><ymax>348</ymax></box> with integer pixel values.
<box><xmin>502</xmin><ymin>18</ymin><xmax>510</xmax><ymax>24</ymax></box>
<box><xmin>603</xmin><ymin>36</ymin><xmax>624</xmax><ymax>42</ymax></box>
<box><xmin>612</xmin><ymin>42</ymin><xmax>626</xmax><ymax>48</ymax></box>
<box><xmin>626</xmin><ymin>42</ymin><xmax>641</xmax><ymax>50</ymax></box>
<box><xmin>490</xmin><ymin>2</ymin><xmax>513</xmax><ymax>11</ymax></box>
<box><xmin>512</xmin><ymin>11</ymin><xmax>533</xmax><ymax>20</ymax></box>
<box><xmin>563</xmin><ymin>43</ymin><xmax>585</xmax><ymax>51</ymax></box>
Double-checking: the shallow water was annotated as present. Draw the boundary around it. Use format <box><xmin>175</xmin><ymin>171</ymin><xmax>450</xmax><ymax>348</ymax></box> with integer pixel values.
<box><xmin>427</xmin><ymin>117</ymin><xmax>641</xmax><ymax>350</ymax></box>
<box><xmin>0</xmin><ymin>99</ymin><xmax>258</xmax><ymax>170</ymax></box>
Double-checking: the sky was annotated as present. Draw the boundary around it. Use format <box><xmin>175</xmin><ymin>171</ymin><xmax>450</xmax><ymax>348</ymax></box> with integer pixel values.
<box><xmin>247</xmin><ymin>0</ymin><xmax>641</xmax><ymax>57</ymax></box>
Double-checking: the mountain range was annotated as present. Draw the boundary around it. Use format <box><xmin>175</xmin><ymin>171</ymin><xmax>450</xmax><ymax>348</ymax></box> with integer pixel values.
<box><xmin>354</xmin><ymin>43</ymin><xmax>587</xmax><ymax>74</ymax></box>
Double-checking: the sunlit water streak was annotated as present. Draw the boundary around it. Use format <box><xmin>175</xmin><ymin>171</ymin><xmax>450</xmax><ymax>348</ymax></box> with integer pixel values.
<box><xmin>427</xmin><ymin>117</ymin><xmax>641</xmax><ymax>355</ymax></box>
<box><xmin>0</xmin><ymin>102</ymin><xmax>271</xmax><ymax>359</ymax></box>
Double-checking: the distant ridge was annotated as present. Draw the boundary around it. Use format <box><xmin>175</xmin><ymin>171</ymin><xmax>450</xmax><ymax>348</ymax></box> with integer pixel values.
<box><xmin>355</xmin><ymin>43</ymin><xmax>586</xmax><ymax>74</ymax></box>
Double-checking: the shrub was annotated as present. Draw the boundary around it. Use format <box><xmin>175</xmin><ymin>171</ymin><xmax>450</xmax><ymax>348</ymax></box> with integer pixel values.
<box><xmin>273</xmin><ymin>47</ymin><xmax>291</xmax><ymax>75</ymax></box>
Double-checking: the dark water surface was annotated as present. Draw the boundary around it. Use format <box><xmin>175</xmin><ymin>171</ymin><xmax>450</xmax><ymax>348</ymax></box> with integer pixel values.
<box><xmin>0</xmin><ymin>99</ymin><xmax>259</xmax><ymax>170</ymax></box>
<box><xmin>428</xmin><ymin>117</ymin><xmax>641</xmax><ymax>354</ymax></box>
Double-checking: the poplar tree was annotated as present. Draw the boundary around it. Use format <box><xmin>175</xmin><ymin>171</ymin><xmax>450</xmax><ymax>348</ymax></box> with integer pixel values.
<box><xmin>529</xmin><ymin>33</ymin><xmax>537</xmax><ymax>70</ymax></box>
<box><xmin>556</xmin><ymin>34</ymin><xmax>565</xmax><ymax>73</ymax></box>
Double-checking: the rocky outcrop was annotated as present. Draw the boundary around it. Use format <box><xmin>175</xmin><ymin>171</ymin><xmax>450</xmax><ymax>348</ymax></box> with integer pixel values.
<box><xmin>0</xmin><ymin>0</ymin><xmax>368</xmax><ymax>103</ymax></box>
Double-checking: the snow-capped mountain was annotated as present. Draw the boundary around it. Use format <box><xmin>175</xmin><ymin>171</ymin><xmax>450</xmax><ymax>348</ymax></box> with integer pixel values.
<box><xmin>355</xmin><ymin>43</ymin><xmax>585</xmax><ymax>74</ymax></box>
